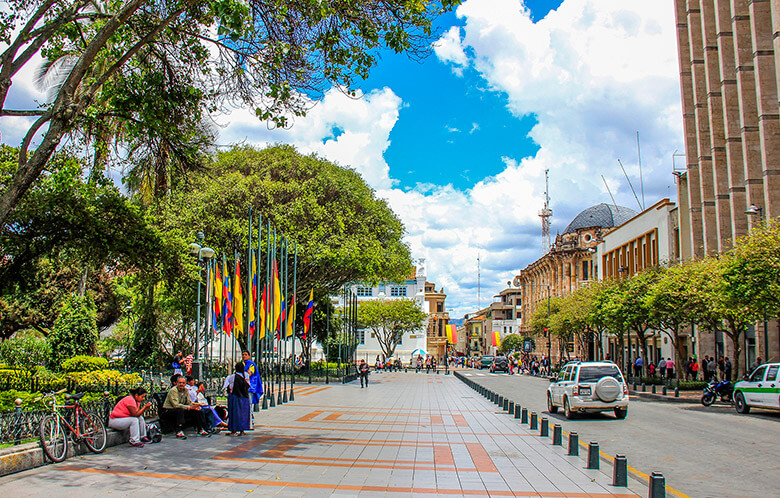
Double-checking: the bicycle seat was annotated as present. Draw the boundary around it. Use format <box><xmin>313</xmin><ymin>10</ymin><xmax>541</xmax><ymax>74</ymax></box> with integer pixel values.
<box><xmin>66</xmin><ymin>392</ymin><xmax>85</xmax><ymax>401</ymax></box>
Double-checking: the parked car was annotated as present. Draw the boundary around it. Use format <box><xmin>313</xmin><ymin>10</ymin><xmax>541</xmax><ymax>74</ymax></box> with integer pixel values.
<box><xmin>547</xmin><ymin>361</ymin><xmax>629</xmax><ymax>419</ymax></box>
<box><xmin>733</xmin><ymin>363</ymin><xmax>780</xmax><ymax>414</ymax></box>
<box><xmin>490</xmin><ymin>356</ymin><xmax>509</xmax><ymax>373</ymax></box>
<box><xmin>478</xmin><ymin>355</ymin><xmax>495</xmax><ymax>369</ymax></box>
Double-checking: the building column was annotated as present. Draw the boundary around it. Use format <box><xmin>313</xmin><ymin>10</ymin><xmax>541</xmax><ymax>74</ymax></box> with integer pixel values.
<box><xmin>732</xmin><ymin>0</ymin><xmax>766</xmax><ymax>230</ymax></box>
<box><xmin>749</xmin><ymin>0</ymin><xmax>780</xmax><ymax>218</ymax></box>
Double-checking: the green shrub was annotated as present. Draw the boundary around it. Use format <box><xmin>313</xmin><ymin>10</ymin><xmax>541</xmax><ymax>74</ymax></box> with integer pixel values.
<box><xmin>677</xmin><ymin>381</ymin><xmax>707</xmax><ymax>391</ymax></box>
<box><xmin>61</xmin><ymin>355</ymin><xmax>108</xmax><ymax>373</ymax></box>
<box><xmin>0</xmin><ymin>335</ymin><xmax>51</xmax><ymax>375</ymax></box>
<box><xmin>65</xmin><ymin>369</ymin><xmax>142</xmax><ymax>389</ymax></box>
<box><xmin>0</xmin><ymin>389</ymin><xmax>108</xmax><ymax>413</ymax></box>
<box><xmin>49</xmin><ymin>294</ymin><xmax>99</xmax><ymax>368</ymax></box>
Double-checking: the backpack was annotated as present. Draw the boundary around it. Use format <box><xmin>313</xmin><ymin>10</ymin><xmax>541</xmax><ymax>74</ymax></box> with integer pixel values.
<box><xmin>146</xmin><ymin>422</ymin><xmax>163</xmax><ymax>443</ymax></box>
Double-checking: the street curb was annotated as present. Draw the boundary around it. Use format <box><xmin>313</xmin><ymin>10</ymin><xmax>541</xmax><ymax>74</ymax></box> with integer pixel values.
<box><xmin>628</xmin><ymin>390</ymin><xmax>699</xmax><ymax>404</ymax></box>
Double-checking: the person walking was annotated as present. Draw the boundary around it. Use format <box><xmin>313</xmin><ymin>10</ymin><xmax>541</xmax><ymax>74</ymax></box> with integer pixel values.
<box><xmin>665</xmin><ymin>357</ymin><xmax>675</xmax><ymax>380</ymax></box>
<box><xmin>702</xmin><ymin>356</ymin><xmax>710</xmax><ymax>382</ymax></box>
<box><xmin>707</xmin><ymin>356</ymin><xmax>718</xmax><ymax>381</ymax></box>
<box><xmin>658</xmin><ymin>357</ymin><xmax>666</xmax><ymax>378</ymax></box>
<box><xmin>691</xmin><ymin>358</ymin><xmax>699</xmax><ymax>381</ymax></box>
<box><xmin>724</xmin><ymin>357</ymin><xmax>733</xmax><ymax>381</ymax></box>
<box><xmin>359</xmin><ymin>359</ymin><xmax>370</xmax><ymax>388</ymax></box>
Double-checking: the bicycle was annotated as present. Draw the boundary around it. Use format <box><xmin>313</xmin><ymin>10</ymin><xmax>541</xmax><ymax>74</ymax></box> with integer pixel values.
<box><xmin>37</xmin><ymin>389</ymin><xmax>108</xmax><ymax>462</ymax></box>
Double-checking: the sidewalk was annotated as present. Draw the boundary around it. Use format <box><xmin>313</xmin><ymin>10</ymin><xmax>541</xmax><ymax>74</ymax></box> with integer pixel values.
<box><xmin>0</xmin><ymin>372</ymin><xmax>641</xmax><ymax>497</ymax></box>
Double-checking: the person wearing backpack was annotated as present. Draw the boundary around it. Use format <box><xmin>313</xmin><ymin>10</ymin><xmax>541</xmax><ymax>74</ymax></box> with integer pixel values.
<box><xmin>359</xmin><ymin>359</ymin><xmax>370</xmax><ymax>388</ymax></box>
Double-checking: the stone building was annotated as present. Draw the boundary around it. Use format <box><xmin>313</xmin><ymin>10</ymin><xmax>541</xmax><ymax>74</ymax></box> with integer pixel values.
<box><xmin>424</xmin><ymin>280</ymin><xmax>450</xmax><ymax>359</ymax></box>
<box><xmin>517</xmin><ymin>203</ymin><xmax>636</xmax><ymax>361</ymax></box>
<box><xmin>673</xmin><ymin>0</ymin><xmax>780</xmax><ymax>368</ymax></box>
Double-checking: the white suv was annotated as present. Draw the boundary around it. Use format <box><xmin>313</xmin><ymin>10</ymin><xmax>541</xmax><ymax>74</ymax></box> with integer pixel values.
<box><xmin>547</xmin><ymin>361</ymin><xmax>629</xmax><ymax>419</ymax></box>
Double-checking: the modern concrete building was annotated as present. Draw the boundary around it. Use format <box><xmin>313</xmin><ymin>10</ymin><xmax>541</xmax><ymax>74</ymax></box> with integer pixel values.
<box><xmin>673</xmin><ymin>0</ymin><xmax>780</xmax><ymax>368</ymax></box>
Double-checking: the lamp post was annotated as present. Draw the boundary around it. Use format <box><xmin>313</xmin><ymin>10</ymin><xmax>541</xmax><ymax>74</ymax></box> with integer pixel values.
<box><xmin>745</xmin><ymin>204</ymin><xmax>769</xmax><ymax>367</ymax></box>
<box><xmin>189</xmin><ymin>232</ymin><xmax>215</xmax><ymax>368</ymax></box>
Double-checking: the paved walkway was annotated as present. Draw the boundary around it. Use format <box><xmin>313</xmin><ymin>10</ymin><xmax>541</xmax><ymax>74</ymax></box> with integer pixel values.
<box><xmin>0</xmin><ymin>372</ymin><xmax>641</xmax><ymax>497</ymax></box>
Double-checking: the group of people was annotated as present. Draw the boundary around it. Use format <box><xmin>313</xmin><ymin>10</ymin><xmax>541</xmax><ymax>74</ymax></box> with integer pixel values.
<box><xmin>108</xmin><ymin>350</ymin><xmax>264</xmax><ymax>447</ymax></box>
<box><xmin>633</xmin><ymin>355</ymin><xmax>734</xmax><ymax>381</ymax></box>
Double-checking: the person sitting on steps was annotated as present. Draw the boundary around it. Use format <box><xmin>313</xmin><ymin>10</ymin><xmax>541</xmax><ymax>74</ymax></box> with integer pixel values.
<box><xmin>162</xmin><ymin>374</ymin><xmax>208</xmax><ymax>439</ymax></box>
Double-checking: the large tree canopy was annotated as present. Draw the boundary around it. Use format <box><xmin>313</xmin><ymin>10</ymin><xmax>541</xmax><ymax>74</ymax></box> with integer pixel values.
<box><xmin>0</xmin><ymin>0</ymin><xmax>459</xmax><ymax>225</ymax></box>
<box><xmin>153</xmin><ymin>145</ymin><xmax>413</xmax><ymax>294</ymax></box>
<box><xmin>358</xmin><ymin>298</ymin><xmax>426</xmax><ymax>359</ymax></box>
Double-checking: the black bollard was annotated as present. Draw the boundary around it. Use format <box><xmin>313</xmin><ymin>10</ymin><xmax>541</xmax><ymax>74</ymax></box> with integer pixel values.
<box><xmin>568</xmin><ymin>432</ymin><xmax>579</xmax><ymax>456</ymax></box>
<box><xmin>552</xmin><ymin>424</ymin><xmax>562</xmax><ymax>445</ymax></box>
<box><xmin>530</xmin><ymin>412</ymin><xmax>538</xmax><ymax>430</ymax></box>
<box><xmin>508</xmin><ymin>401</ymin><xmax>515</xmax><ymax>414</ymax></box>
<box><xmin>497</xmin><ymin>395</ymin><xmax>504</xmax><ymax>406</ymax></box>
<box><xmin>652</xmin><ymin>384</ymin><xmax>657</xmax><ymax>394</ymax></box>
<box><xmin>521</xmin><ymin>407</ymin><xmax>528</xmax><ymax>424</ymax></box>
<box><xmin>613</xmin><ymin>455</ymin><xmax>628</xmax><ymax>487</ymax></box>
<box><xmin>642</xmin><ymin>383</ymin><xmax>646</xmax><ymax>392</ymax></box>
<box><xmin>649</xmin><ymin>472</ymin><xmax>666</xmax><ymax>498</ymax></box>
<box><xmin>587</xmin><ymin>442</ymin><xmax>599</xmax><ymax>469</ymax></box>
<box><xmin>503</xmin><ymin>398</ymin><xmax>509</xmax><ymax>412</ymax></box>
<box><xmin>514</xmin><ymin>404</ymin><xmax>521</xmax><ymax>419</ymax></box>
<box><xmin>662</xmin><ymin>385</ymin><xmax>667</xmax><ymax>396</ymax></box>
<box><xmin>540</xmin><ymin>417</ymin><xmax>548</xmax><ymax>437</ymax></box>
<box><xmin>674</xmin><ymin>387</ymin><xmax>680</xmax><ymax>398</ymax></box>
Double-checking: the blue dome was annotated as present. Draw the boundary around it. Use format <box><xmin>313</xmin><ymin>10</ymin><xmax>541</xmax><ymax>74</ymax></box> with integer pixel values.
<box><xmin>563</xmin><ymin>203</ymin><xmax>637</xmax><ymax>234</ymax></box>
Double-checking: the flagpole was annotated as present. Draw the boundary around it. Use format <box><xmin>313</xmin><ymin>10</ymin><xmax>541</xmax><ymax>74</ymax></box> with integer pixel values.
<box><xmin>290</xmin><ymin>243</ymin><xmax>297</xmax><ymax>401</ymax></box>
<box><xmin>205</xmin><ymin>259</ymin><xmax>211</xmax><ymax>381</ymax></box>
<box><xmin>262</xmin><ymin>220</ymin><xmax>271</xmax><ymax>410</ymax></box>
<box><xmin>247</xmin><ymin>207</ymin><xmax>252</xmax><ymax>356</ymax></box>
<box><xmin>325</xmin><ymin>299</ymin><xmax>330</xmax><ymax>384</ymax></box>
<box><xmin>254</xmin><ymin>213</ymin><xmax>262</xmax><ymax>412</ymax></box>
<box><xmin>281</xmin><ymin>237</ymin><xmax>288</xmax><ymax>404</ymax></box>
<box><xmin>270</xmin><ymin>228</ymin><xmax>277</xmax><ymax>407</ymax></box>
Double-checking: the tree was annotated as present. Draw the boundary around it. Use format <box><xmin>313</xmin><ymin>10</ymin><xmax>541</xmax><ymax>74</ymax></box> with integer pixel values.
<box><xmin>591</xmin><ymin>278</ymin><xmax>628</xmax><ymax>368</ymax></box>
<box><xmin>358</xmin><ymin>299</ymin><xmax>426</xmax><ymax>359</ymax></box>
<box><xmin>726</xmin><ymin>220</ymin><xmax>780</xmax><ymax>317</ymax></box>
<box><xmin>0</xmin><ymin>332</ymin><xmax>51</xmax><ymax>378</ymax></box>
<box><xmin>0</xmin><ymin>0</ymin><xmax>460</xmax><ymax>225</ymax></box>
<box><xmin>616</xmin><ymin>268</ymin><xmax>663</xmax><ymax>375</ymax></box>
<box><xmin>498</xmin><ymin>333</ymin><xmax>522</xmax><ymax>355</ymax></box>
<box><xmin>48</xmin><ymin>294</ymin><xmax>99</xmax><ymax>368</ymax></box>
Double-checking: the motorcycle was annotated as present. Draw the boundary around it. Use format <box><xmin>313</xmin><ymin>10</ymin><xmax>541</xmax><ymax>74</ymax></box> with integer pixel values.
<box><xmin>701</xmin><ymin>379</ymin><xmax>733</xmax><ymax>406</ymax></box>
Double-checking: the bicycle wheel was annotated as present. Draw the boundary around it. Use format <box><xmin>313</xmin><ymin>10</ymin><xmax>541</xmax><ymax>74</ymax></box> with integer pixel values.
<box><xmin>39</xmin><ymin>414</ymin><xmax>68</xmax><ymax>462</ymax></box>
<box><xmin>80</xmin><ymin>411</ymin><xmax>107</xmax><ymax>453</ymax></box>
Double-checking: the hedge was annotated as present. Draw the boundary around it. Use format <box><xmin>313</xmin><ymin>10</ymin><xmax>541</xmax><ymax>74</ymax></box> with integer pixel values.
<box><xmin>61</xmin><ymin>355</ymin><xmax>109</xmax><ymax>373</ymax></box>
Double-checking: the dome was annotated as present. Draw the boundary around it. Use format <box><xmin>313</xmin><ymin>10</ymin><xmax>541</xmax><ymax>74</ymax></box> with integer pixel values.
<box><xmin>563</xmin><ymin>203</ymin><xmax>637</xmax><ymax>234</ymax></box>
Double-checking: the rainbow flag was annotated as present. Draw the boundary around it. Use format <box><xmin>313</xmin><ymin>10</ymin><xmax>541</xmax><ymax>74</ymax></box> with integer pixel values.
<box><xmin>222</xmin><ymin>261</ymin><xmax>233</xmax><ymax>335</ymax></box>
<box><xmin>211</xmin><ymin>263</ymin><xmax>221</xmax><ymax>332</ymax></box>
<box><xmin>234</xmin><ymin>258</ymin><xmax>244</xmax><ymax>336</ymax></box>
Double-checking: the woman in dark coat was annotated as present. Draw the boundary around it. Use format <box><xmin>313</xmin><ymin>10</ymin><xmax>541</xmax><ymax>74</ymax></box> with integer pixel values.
<box><xmin>223</xmin><ymin>362</ymin><xmax>251</xmax><ymax>436</ymax></box>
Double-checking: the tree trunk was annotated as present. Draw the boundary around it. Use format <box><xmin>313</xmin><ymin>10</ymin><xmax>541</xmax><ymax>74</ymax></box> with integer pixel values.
<box><xmin>727</xmin><ymin>319</ymin><xmax>743</xmax><ymax>382</ymax></box>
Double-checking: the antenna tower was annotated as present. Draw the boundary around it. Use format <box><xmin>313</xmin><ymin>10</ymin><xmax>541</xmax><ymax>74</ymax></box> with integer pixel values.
<box><xmin>477</xmin><ymin>252</ymin><xmax>481</xmax><ymax>309</ymax></box>
<box><xmin>538</xmin><ymin>169</ymin><xmax>552</xmax><ymax>252</ymax></box>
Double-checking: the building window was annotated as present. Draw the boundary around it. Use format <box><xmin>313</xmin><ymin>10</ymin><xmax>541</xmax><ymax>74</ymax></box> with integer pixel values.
<box><xmin>357</xmin><ymin>329</ymin><xmax>365</xmax><ymax>344</ymax></box>
<box><xmin>582</xmin><ymin>261</ymin><xmax>589</xmax><ymax>280</ymax></box>
<box><xmin>356</xmin><ymin>286</ymin><xmax>372</xmax><ymax>297</ymax></box>
<box><xmin>390</xmin><ymin>286</ymin><xmax>407</xmax><ymax>297</ymax></box>
<box><xmin>437</xmin><ymin>302</ymin><xmax>443</xmax><ymax>312</ymax></box>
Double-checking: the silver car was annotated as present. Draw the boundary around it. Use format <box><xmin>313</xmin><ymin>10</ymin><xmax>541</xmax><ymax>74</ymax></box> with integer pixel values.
<box><xmin>547</xmin><ymin>361</ymin><xmax>629</xmax><ymax>419</ymax></box>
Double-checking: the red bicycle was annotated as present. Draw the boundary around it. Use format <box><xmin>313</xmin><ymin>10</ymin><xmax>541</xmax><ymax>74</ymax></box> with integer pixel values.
<box><xmin>38</xmin><ymin>390</ymin><xmax>107</xmax><ymax>462</ymax></box>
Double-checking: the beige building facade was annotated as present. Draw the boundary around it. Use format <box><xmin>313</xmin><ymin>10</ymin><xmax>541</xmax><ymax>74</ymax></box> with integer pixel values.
<box><xmin>424</xmin><ymin>281</ymin><xmax>450</xmax><ymax>359</ymax></box>
<box><xmin>674</xmin><ymin>0</ymin><xmax>780</xmax><ymax>368</ymax></box>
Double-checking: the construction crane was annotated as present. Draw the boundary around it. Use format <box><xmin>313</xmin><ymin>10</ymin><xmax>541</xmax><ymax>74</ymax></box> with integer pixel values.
<box><xmin>538</xmin><ymin>168</ymin><xmax>552</xmax><ymax>252</ymax></box>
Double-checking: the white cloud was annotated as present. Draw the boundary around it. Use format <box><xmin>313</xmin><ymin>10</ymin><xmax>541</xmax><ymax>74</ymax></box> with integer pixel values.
<box><xmin>433</xmin><ymin>26</ymin><xmax>469</xmax><ymax>75</ymax></box>
<box><xmin>214</xmin><ymin>87</ymin><xmax>401</xmax><ymax>189</ymax></box>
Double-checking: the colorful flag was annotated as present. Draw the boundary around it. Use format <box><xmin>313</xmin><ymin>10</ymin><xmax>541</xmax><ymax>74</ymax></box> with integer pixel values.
<box><xmin>449</xmin><ymin>324</ymin><xmax>458</xmax><ymax>345</ymax></box>
<box><xmin>446</xmin><ymin>325</ymin><xmax>453</xmax><ymax>343</ymax></box>
<box><xmin>212</xmin><ymin>263</ymin><xmax>222</xmax><ymax>332</ymax></box>
<box><xmin>234</xmin><ymin>258</ymin><xmax>244</xmax><ymax>336</ymax></box>
<box><xmin>249</xmin><ymin>253</ymin><xmax>257</xmax><ymax>338</ymax></box>
<box><xmin>272</xmin><ymin>259</ymin><xmax>283</xmax><ymax>337</ymax></box>
<box><xmin>223</xmin><ymin>261</ymin><xmax>233</xmax><ymax>335</ymax></box>
<box><xmin>493</xmin><ymin>330</ymin><xmax>501</xmax><ymax>348</ymax></box>
<box><xmin>258</xmin><ymin>284</ymin><xmax>267</xmax><ymax>340</ymax></box>
<box><xmin>286</xmin><ymin>294</ymin><xmax>296</xmax><ymax>338</ymax></box>
<box><xmin>302</xmin><ymin>289</ymin><xmax>314</xmax><ymax>340</ymax></box>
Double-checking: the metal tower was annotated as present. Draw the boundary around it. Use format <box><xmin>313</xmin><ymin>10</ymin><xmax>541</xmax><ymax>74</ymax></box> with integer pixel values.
<box><xmin>538</xmin><ymin>169</ymin><xmax>552</xmax><ymax>252</ymax></box>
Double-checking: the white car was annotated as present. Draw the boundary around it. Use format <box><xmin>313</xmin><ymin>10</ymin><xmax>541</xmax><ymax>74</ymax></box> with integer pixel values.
<box><xmin>733</xmin><ymin>363</ymin><xmax>780</xmax><ymax>414</ymax></box>
<box><xmin>547</xmin><ymin>361</ymin><xmax>629</xmax><ymax>419</ymax></box>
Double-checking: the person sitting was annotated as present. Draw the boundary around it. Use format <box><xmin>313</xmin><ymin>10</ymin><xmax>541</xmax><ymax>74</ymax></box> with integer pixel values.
<box><xmin>223</xmin><ymin>362</ymin><xmax>251</xmax><ymax>436</ymax></box>
<box><xmin>196</xmin><ymin>381</ymin><xmax>227</xmax><ymax>432</ymax></box>
<box><xmin>162</xmin><ymin>374</ymin><xmax>207</xmax><ymax>439</ymax></box>
<box><xmin>108</xmin><ymin>387</ymin><xmax>152</xmax><ymax>447</ymax></box>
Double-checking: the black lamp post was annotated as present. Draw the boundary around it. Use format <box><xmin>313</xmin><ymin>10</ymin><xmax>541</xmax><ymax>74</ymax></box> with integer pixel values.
<box><xmin>188</xmin><ymin>232</ymin><xmax>214</xmax><ymax>373</ymax></box>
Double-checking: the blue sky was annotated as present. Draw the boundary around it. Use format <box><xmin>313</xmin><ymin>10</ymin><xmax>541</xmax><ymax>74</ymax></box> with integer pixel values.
<box><xmin>0</xmin><ymin>1</ymin><xmax>683</xmax><ymax>317</ymax></box>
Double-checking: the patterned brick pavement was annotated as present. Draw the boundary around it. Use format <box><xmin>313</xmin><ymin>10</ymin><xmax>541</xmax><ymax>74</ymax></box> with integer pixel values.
<box><xmin>0</xmin><ymin>372</ymin><xmax>642</xmax><ymax>496</ymax></box>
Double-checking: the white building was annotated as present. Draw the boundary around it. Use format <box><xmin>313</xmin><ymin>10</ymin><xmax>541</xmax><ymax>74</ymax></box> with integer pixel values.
<box><xmin>310</xmin><ymin>260</ymin><xmax>428</xmax><ymax>364</ymax></box>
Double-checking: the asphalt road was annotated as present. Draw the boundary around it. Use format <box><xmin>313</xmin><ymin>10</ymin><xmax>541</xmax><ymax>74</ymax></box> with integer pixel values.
<box><xmin>460</xmin><ymin>370</ymin><xmax>780</xmax><ymax>498</ymax></box>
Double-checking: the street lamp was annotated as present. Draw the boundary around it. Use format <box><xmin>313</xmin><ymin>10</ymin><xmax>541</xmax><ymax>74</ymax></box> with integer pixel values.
<box><xmin>190</xmin><ymin>232</ymin><xmax>215</xmax><ymax>365</ymax></box>
<box><xmin>745</xmin><ymin>205</ymin><xmax>769</xmax><ymax>369</ymax></box>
